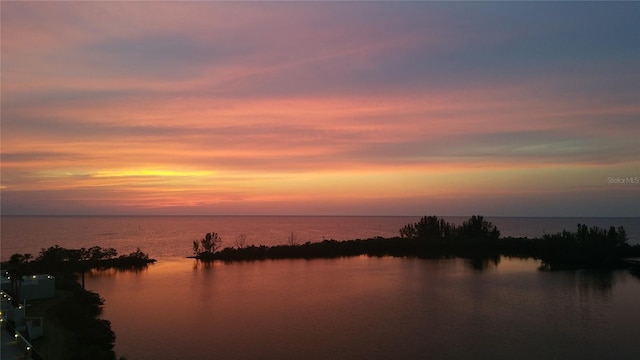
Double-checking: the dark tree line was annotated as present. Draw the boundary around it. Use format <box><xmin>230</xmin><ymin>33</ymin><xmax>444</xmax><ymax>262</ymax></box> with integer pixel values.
<box><xmin>536</xmin><ymin>224</ymin><xmax>632</xmax><ymax>269</ymax></box>
<box><xmin>54</xmin><ymin>280</ymin><xmax>116</xmax><ymax>360</ymax></box>
<box><xmin>190</xmin><ymin>215</ymin><xmax>640</xmax><ymax>270</ymax></box>
<box><xmin>5</xmin><ymin>245</ymin><xmax>154</xmax><ymax>273</ymax></box>
<box><xmin>1</xmin><ymin>246</ymin><xmax>153</xmax><ymax>360</ymax></box>
<box><xmin>2</xmin><ymin>246</ymin><xmax>154</xmax><ymax>299</ymax></box>
<box><xmin>399</xmin><ymin>215</ymin><xmax>501</xmax><ymax>258</ymax></box>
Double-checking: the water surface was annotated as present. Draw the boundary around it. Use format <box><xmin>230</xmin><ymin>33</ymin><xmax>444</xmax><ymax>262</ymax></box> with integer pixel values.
<box><xmin>4</xmin><ymin>216</ymin><xmax>639</xmax><ymax>358</ymax></box>
<box><xmin>87</xmin><ymin>257</ymin><xmax>640</xmax><ymax>359</ymax></box>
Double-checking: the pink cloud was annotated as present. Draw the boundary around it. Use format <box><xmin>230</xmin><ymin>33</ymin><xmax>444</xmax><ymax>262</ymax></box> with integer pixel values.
<box><xmin>2</xmin><ymin>2</ymin><xmax>638</xmax><ymax>215</ymax></box>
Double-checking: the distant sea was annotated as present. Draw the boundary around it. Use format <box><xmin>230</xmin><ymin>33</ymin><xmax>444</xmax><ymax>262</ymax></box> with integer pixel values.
<box><xmin>1</xmin><ymin>216</ymin><xmax>638</xmax><ymax>261</ymax></box>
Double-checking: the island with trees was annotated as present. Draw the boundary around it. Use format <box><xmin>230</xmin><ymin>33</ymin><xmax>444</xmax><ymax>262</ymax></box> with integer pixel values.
<box><xmin>189</xmin><ymin>215</ymin><xmax>640</xmax><ymax>273</ymax></box>
<box><xmin>190</xmin><ymin>232</ymin><xmax>223</xmax><ymax>261</ymax></box>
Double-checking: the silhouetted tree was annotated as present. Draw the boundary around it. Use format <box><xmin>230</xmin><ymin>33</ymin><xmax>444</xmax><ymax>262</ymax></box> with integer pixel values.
<box><xmin>457</xmin><ymin>215</ymin><xmax>500</xmax><ymax>242</ymax></box>
<box><xmin>234</xmin><ymin>234</ymin><xmax>248</xmax><ymax>249</ymax></box>
<box><xmin>6</xmin><ymin>253</ymin><xmax>32</xmax><ymax>298</ymax></box>
<box><xmin>399</xmin><ymin>223</ymin><xmax>417</xmax><ymax>239</ymax></box>
<box><xmin>86</xmin><ymin>246</ymin><xmax>118</xmax><ymax>261</ymax></box>
<box><xmin>399</xmin><ymin>216</ymin><xmax>456</xmax><ymax>241</ymax></box>
<box><xmin>540</xmin><ymin>224</ymin><xmax>629</xmax><ymax>268</ymax></box>
<box><xmin>122</xmin><ymin>248</ymin><xmax>150</xmax><ymax>261</ymax></box>
<box><xmin>200</xmin><ymin>232</ymin><xmax>222</xmax><ymax>254</ymax></box>
<box><xmin>193</xmin><ymin>240</ymin><xmax>201</xmax><ymax>255</ymax></box>
<box><xmin>287</xmin><ymin>232</ymin><xmax>299</xmax><ymax>246</ymax></box>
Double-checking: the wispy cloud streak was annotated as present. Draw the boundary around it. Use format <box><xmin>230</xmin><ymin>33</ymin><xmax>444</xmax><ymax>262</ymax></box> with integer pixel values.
<box><xmin>2</xmin><ymin>1</ymin><xmax>638</xmax><ymax>215</ymax></box>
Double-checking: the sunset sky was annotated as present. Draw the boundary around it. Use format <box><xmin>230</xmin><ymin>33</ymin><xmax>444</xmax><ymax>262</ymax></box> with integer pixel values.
<box><xmin>1</xmin><ymin>1</ymin><xmax>638</xmax><ymax>216</ymax></box>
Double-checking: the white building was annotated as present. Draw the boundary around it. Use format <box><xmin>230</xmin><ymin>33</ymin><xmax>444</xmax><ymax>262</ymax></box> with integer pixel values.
<box><xmin>1</xmin><ymin>273</ymin><xmax>55</xmax><ymax>301</ymax></box>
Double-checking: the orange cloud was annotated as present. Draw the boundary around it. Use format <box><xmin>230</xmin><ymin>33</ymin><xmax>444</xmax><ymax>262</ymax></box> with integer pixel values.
<box><xmin>2</xmin><ymin>1</ymin><xmax>638</xmax><ymax>215</ymax></box>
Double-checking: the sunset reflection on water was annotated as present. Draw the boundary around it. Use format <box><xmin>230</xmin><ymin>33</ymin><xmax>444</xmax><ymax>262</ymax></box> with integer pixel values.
<box><xmin>86</xmin><ymin>256</ymin><xmax>640</xmax><ymax>360</ymax></box>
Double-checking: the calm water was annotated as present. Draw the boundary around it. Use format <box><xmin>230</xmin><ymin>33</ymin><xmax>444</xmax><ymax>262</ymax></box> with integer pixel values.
<box><xmin>2</xmin><ymin>216</ymin><xmax>639</xmax><ymax>359</ymax></box>
<box><xmin>85</xmin><ymin>257</ymin><xmax>640</xmax><ymax>360</ymax></box>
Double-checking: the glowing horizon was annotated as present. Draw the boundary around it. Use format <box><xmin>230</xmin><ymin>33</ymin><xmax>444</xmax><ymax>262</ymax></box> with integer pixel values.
<box><xmin>1</xmin><ymin>2</ymin><xmax>638</xmax><ymax>216</ymax></box>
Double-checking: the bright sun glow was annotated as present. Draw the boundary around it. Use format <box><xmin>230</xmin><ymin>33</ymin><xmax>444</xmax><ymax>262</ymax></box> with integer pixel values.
<box><xmin>91</xmin><ymin>169</ymin><xmax>217</xmax><ymax>178</ymax></box>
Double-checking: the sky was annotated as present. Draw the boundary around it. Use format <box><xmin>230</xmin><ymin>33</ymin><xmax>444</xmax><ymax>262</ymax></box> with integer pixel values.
<box><xmin>1</xmin><ymin>1</ymin><xmax>638</xmax><ymax>216</ymax></box>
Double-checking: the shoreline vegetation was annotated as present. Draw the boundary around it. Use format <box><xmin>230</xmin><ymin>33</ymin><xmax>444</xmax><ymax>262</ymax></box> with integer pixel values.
<box><xmin>2</xmin><ymin>215</ymin><xmax>639</xmax><ymax>360</ymax></box>
<box><xmin>2</xmin><ymin>246</ymin><xmax>155</xmax><ymax>360</ymax></box>
<box><xmin>191</xmin><ymin>215</ymin><xmax>640</xmax><ymax>272</ymax></box>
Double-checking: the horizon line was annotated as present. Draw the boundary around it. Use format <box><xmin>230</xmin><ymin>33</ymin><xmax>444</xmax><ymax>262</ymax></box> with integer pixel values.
<box><xmin>1</xmin><ymin>214</ymin><xmax>638</xmax><ymax>218</ymax></box>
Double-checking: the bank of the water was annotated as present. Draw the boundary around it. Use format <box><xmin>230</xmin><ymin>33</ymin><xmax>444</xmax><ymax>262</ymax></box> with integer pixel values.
<box><xmin>27</xmin><ymin>290</ymin><xmax>77</xmax><ymax>360</ymax></box>
<box><xmin>3</xmin><ymin>216</ymin><xmax>639</xmax><ymax>261</ymax></box>
<box><xmin>1</xmin><ymin>247</ymin><xmax>156</xmax><ymax>360</ymax></box>
<box><xmin>190</xmin><ymin>216</ymin><xmax>640</xmax><ymax>271</ymax></box>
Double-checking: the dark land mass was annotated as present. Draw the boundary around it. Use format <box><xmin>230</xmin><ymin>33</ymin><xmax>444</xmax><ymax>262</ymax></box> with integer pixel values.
<box><xmin>2</xmin><ymin>246</ymin><xmax>154</xmax><ymax>360</ymax></box>
<box><xmin>193</xmin><ymin>216</ymin><xmax>640</xmax><ymax>273</ymax></box>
